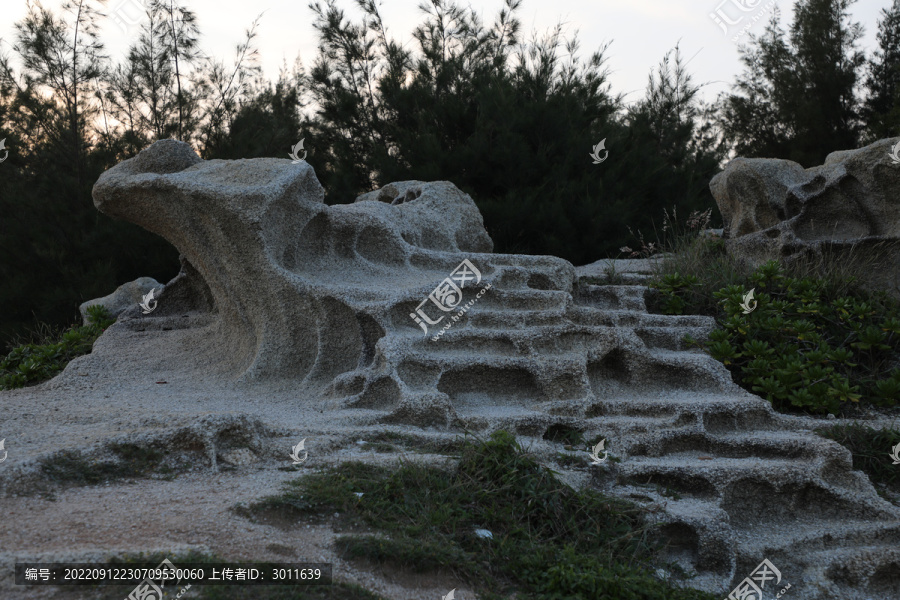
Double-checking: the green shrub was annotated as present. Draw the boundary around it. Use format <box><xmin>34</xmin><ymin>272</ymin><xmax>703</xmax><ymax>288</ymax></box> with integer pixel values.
<box><xmin>696</xmin><ymin>261</ymin><xmax>900</xmax><ymax>415</ymax></box>
<box><xmin>650</xmin><ymin>272</ymin><xmax>701</xmax><ymax>315</ymax></box>
<box><xmin>85</xmin><ymin>304</ymin><xmax>115</xmax><ymax>326</ymax></box>
<box><xmin>0</xmin><ymin>305</ymin><xmax>115</xmax><ymax>390</ymax></box>
<box><xmin>641</xmin><ymin>209</ymin><xmax>900</xmax><ymax>415</ymax></box>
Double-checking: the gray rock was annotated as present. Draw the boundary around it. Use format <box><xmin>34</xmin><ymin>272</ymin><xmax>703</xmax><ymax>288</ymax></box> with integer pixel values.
<box><xmin>79</xmin><ymin>277</ymin><xmax>163</xmax><ymax>324</ymax></box>
<box><xmin>115</xmin><ymin>255</ymin><xmax>215</xmax><ymax>324</ymax></box>
<box><xmin>79</xmin><ymin>139</ymin><xmax>900</xmax><ymax>599</ymax></box>
<box><xmin>710</xmin><ymin>137</ymin><xmax>900</xmax><ymax>296</ymax></box>
<box><xmin>93</xmin><ymin>139</ymin><xmax>495</xmax><ymax>389</ymax></box>
<box><xmin>575</xmin><ymin>256</ymin><xmax>666</xmax><ymax>284</ymax></box>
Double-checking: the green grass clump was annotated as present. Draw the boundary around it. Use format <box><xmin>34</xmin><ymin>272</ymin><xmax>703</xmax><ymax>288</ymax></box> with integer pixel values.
<box><xmin>636</xmin><ymin>208</ymin><xmax>748</xmax><ymax>316</ymax></box>
<box><xmin>817</xmin><ymin>423</ymin><xmax>900</xmax><ymax>493</ymax></box>
<box><xmin>243</xmin><ymin>430</ymin><xmax>715</xmax><ymax>600</ymax></box>
<box><xmin>0</xmin><ymin>304</ymin><xmax>115</xmax><ymax>390</ymax></box>
<box><xmin>554</xmin><ymin>452</ymin><xmax>588</xmax><ymax>468</ymax></box>
<box><xmin>647</xmin><ymin>236</ymin><xmax>742</xmax><ymax>316</ymax></box>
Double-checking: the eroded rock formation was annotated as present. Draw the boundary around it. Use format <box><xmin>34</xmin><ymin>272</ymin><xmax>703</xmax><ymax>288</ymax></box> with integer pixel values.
<box><xmin>13</xmin><ymin>137</ymin><xmax>893</xmax><ymax>599</ymax></box>
<box><xmin>710</xmin><ymin>137</ymin><xmax>900</xmax><ymax>295</ymax></box>
<box><xmin>93</xmin><ymin>139</ymin><xmax>727</xmax><ymax>426</ymax></box>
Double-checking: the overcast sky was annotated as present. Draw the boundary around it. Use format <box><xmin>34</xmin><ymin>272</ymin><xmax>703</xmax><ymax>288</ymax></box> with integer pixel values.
<box><xmin>1</xmin><ymin>0</ymin><xmax>890</xmax><ymax>104</ymax></box>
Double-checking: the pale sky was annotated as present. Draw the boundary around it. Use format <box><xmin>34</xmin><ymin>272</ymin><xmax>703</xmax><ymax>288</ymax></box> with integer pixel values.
<box><xmin>0</xmin><ymin>0</ymin><xmax>890</xmax><ymax>105</ymax></box>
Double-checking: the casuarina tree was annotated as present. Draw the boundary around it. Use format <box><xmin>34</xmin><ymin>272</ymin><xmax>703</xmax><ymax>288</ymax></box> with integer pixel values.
<box><xmin>719</xmin><ymin>0</ymin><xmax>865</xmax><ymax>167</ymax></box>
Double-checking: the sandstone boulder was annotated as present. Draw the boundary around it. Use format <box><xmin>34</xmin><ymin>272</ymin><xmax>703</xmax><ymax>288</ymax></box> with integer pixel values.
<box><xmin>79</xmin><ymin>277</ymin><xmax>163</xmax><ymax>324</ymax></box>
<box><xmin>91</xmin><ymin>139</ymin><xmax>730</xmax><ymax>426</ymax></box>
<box><xmin>710</xmin><ymin>137</ymin><xmax>900</xmax><ymax>295</ymax></box>
<box><xmin>93</xmin><ymin>140</ymin><xmax>497</xmax><ymax>390</ymax></box>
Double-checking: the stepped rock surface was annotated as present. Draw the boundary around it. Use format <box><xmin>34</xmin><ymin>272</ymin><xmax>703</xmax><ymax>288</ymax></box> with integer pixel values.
<box><xmin>710</xmin><ymin>136</ymin><xmax>900</xmax><ymax>297</ymax></box>
<box><xmin>2</xmin><ymin>139</ymin><xmax>899</xmax><ymax>599</ymax></box>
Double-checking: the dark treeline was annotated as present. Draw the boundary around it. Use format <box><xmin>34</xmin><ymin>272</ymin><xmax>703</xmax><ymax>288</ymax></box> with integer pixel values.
<box><xmin>1</xmin><ymin>0</ymin><xmax>899</xmax><ymax>349</ymax></box>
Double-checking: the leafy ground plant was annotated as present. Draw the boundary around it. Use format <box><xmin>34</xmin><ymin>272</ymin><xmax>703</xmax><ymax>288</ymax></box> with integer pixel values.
<box><xmin>697</xmin><ymin>260</ymin><xmax>900</xmax><ymax>414</ymax></box>
<box><xmin>241</xmin><ymin>430</ymin><xmax>715</xmax><ymax>600</ymax></box>
<box><xmin>643</xmin><ymin>210</ymin><xmax>747</xmax><ymax>316</ymax></box>
<box><xmin>623</xmin><ymin>208</ymin><xmax>749</xmax><ymax>316</ymax></box>
<box><xmin>0</xmin><ymin>305</ymin><xmax>115</xmax><ymax>390</ymax></box>
<box><xmin>639</xmin><ymin>211</ymin><xmax>900</xmax><ymax>415</ymax></box>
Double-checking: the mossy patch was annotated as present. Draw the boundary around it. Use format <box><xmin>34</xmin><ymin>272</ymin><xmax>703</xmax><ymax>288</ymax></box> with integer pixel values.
<box><xmin>356</xmin><ymin>431</ymin><xmax>466</xmax><ymax>455</ymax></box>
<box><xmin>39</xmin><ymin>443</ymin><xmax>185</xmax><ymax>487</ymax></box>
<box><xmin>0</xmin><ymin>305</ymin><xmax>115</xmax><ymax>390</ymax></box>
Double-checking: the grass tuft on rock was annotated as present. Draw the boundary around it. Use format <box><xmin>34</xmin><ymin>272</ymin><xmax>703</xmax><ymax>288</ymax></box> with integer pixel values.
<box><xmin>363</xmin><ymin>431</ymin><xmax>466</xmax><ymax>455</ymax></box>
<box><xmin>242</xmin><ymin>430</ymin><xmax>715</xmax><ymax>600</ymax></box>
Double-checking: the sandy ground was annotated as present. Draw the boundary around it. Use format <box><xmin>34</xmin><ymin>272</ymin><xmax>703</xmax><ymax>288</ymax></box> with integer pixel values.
<box><xmin>0</xmin><ymin>320</ymin><xmax>489</xmax><ymax>600</ymax></box>
<box><xmin>2</xmin><ymin>445</ymin><xmax>475</xmax><ymax>600</ymax></box>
